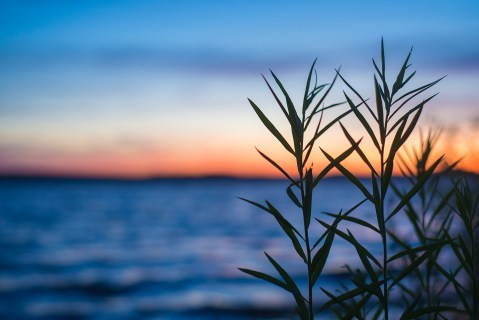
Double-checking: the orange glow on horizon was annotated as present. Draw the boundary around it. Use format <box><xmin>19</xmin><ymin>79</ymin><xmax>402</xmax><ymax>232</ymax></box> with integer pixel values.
<box><xmin>0</xmin><ymin>129</ymin><xmax>477</xmax><ymax>179</ymax></box>
<box><xmin>2</xmin><ymin>153</ymin><xmax>477</xmax><ymax>179</ymax></box>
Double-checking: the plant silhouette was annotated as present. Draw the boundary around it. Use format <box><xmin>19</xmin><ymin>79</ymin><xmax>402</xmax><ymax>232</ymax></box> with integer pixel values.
<box><xmin>240</xmin><ymin>40</ymin><xmax>477</xmax><ymax>319</ymax></box>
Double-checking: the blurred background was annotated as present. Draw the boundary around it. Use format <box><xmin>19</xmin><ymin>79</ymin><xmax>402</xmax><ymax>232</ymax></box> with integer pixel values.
<box><xmin>0</xmin><ymin>1</ymin><xmax>478</xmax><ymax>319</ymax></box>
<box><xmin>1</xmin><ymin>0</ymin><xmax>478</xmax><ymax>177</ymax></box>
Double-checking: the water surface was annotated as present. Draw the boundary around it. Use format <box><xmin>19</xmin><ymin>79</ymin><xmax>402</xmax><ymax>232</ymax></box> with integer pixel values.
<box><xmin>0</xmin><ymin>177</ymin><xmax>397</xmax><ymax>319</ymax></box>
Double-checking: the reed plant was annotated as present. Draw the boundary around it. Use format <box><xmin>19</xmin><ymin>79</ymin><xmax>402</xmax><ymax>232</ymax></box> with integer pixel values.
<box><xmin>239</xmin><ymin>60</ymin><xmax>355</xmax><ymax>319</ymax></box>
<box><xmin>389</xmin><ymin>130</ymin><xmax>459</xmax><ymax>318</ymax></box>
<box><xmin>315</xmin><ymin>40</ymin><xmax>453</xmax><ymax>319</ymax></box>
<box><xmin>240</xmin><ymin>40</ymin><xmax>477</xmax><ymax>319</ymax></box>
<box><xmin>442</xmin><ymin>178</ymin><xmax>479</xmax><ymax>319</ymax></box>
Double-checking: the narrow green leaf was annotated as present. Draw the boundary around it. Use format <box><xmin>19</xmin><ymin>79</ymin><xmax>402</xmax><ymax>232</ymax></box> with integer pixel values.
<box><xmin>345</xmin><ymin>292</ymin><xmax>374</xmax><ymax>320</ymax></box>
<box><xmin>344</xmin><ymin>93</ymin><xmax>381</xmax><ymax>151</ymax></box>
<box><xmin>374</xmin><ymin>76</ymin><xmax>385</xmax><ymax>142</ymax></box>
<box><xmin>312</xmin><ymin>141</ymin><xmax>357</xmax><ymax>188</ymax></box>
<box><xmin>345</xmin><ymin>230</ymin><xmax>381</xmax><ymax>292</ymax></box>
<box><xmin>256</xmin><ymin>148</ymin><xmax>296</xmax><ymax>185</ymax></box>
<box><xmin>391</xmin><ymin>47</ymin><xmax>413</xmax><ymax>98</ymax></box>
<box><xmin>321</xmin><ymin>148</ymin><xmax>374</xmax><ymax>201</ymax></box>
<box><xmin>387</xmin><ymin>155</ymin><xmax>443</xmax><ymax>221</ymax></box>
<box><xmin>350</xmin><ymin>276</ymin><xmax>383</xmax><ymax>303</ymax></box>
<box><xmin>312</xmin><ymin>209</ymin><xmax>347</xmax><ymax>284</ymax></box>
<box><xmin>312</xmin><ymin>198</ymin><xmax>368</xmax><ymax>250</ymax></box>
<box><xmin>399</xmin><ymin>294</ymin><xmax>422</xmax><ymax>320</ymax></box>
<box><xmin>321</xmin><ymin>288</ymin><xmax>364</xmax><ymax>319</ymax></box>
<box><xmin>370</xmin><ymin>173</ymin><xmax>381</xmax><ymax>223</ymax></box>
<box><xmin>404</xmin><ymin>306</ymin><xmax>462</xmax><ymax>319</ymax></box>
<box><xmin>387</xmin><ymin>228</ymin><xmax>412</xmax><ymax>252</ymax></box>
<box><xmin>388</xmin><ymin>239</ymin><xmax>449</xmax><ymax>263</ymax></box>
<box><xmin>372</xmin><ymin>58</ymin><xmax>383</xmax><ymax>81</ymax></box>
<box><xmin>303</xmin><ymin>110</ymin><xmax>323</xmax><ymax>167</ymax></box>
<box><xmin>390</xmin><ymin>77</ymin><xmax>444</xmax><ymax>117</ymax></box>
<box><xmin>339</xmin><ymin>121</ymin><xmax>378</xmax><ymax>177</ymax></box>
<box><xmin>323</xmin><ymin>212</ymin><xmax>380</xmax><ymax>234</ymax></box>
<box><xmin>304</xmin><ymin>107</ymin><xmax>355</xmax><ymax>151</ymax></box>
<box><xmin>249</xmin><ymin>99</ymin><xmax>295</xmax><ymax>154</ymax></box>
<box><xmin>337</xmin><ymin>70</ymin><xmax>378</xmax><ymax>123</ymax></box>
<box><xmin>380</xmin><ymin>38</ymin><xmax>391</xmax><ymax>102</ymax></box>
<box><xmin>398</xmin><ymin>283</ymin><xmax>420</xmax><ymax>302</ymax></box>
<box><xmin>371</xmin><ymin>304</ymin><xmax>384</xmax><ymax>320</ymax></box>
<box><xmin>238</xmin><ymin>268</ymin><xmax>290</xmax><ymax>292</ymax></box>
<box><xmin>311</xmin><ymin>230</ymin><xmax>335</xmax><ymax>285</ymax></box>
<box><xmin>266</xmin><ymin>201</ymin><xmax>307</xmax><ymax>262</ymax></box>
<box><xmin>306</xmin><ymin>101</ymin><xmax>344</xmax><ymax>122</ymax></box>
<box><xmin>261</xmin><ymin>75</ymin><xmax>289</xmax><ymax>120</ymax></box>
<box><xmin>400</xmin><ymin>70</ymin><xmax>416</xmax><ymax>91</ymax></box>
<box><xmin>457</xmin><ymin>236</ymin><xmax>474</xmax><ymax>275</ymax></box>
<box><xmin>437</xmin><ymin>264</ymin><xmax>470</xmax><ymax>313</ymax></box>
<box><xmin>303</xmin><ymin>58</ymin><xmax>317</xmax><ymax>114</ymax></box>
<box><xmin>380</xmin><ymin>38</ymin><xmax>386</xmax><ymax>82</ymax></box>
<box><xmin>318</xmin><ymin>220</ymin><xmax>381</xmax><ymax>269</ymax></box>
<box><xmin>270</xmin><ymin>71</ymin><xmax>303</xmax><ymax>151</ymax></box>
<box><xmin>398</xmin><ymin>104</ymin><xmax>424</xmax><ymax>147</ymax></box>
<box><xmin>386</xmin><ymin>103</ymin><xmax>420</xmax><ymax>137</ymax></box>
<box><xmin>303</xmin><ymin>168</ymin><xmax>313</xmax><ymax>228</ymax></box>
<box><xmin>286</xmin><ymin>183</ymin><xmax>302</xmax><ymax>208</ymax></box>
<box><xmin>382</xmin><ymin>118</ymin><xmax>407</xmax><ymax>196</ymax></box>
<box><xmin>445</xmin><ymin>233</ymin><xmax>471</xmax><ymax>276</ymax></box>
<box><xmin>319</xmin><ymin>286</ymin><xmax>366</xmax><ymax>312</ymax></box>
<box><xmin>238</xmin><ymin>197</ymin><xmax>304</xmax><ymax>240</ymax></box>
<box><xmin>388</xmin><ymin>249</ymin><xmax>432</xmax><ymax>289</ymax></box>
<box><xmin>265</xmin><ymin>252</ymin><xmax>309</xmax><ymax>318</ymax></box>
<box><xmin>305</xmin><ymin>68</ymin><xmax>341</xmax><ymax>130</ymax></box>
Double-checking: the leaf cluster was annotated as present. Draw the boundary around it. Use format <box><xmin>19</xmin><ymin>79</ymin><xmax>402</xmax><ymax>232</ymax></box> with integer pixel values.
<box><xmin>239</xmin><ymin>40</ymin><xmax>478</xmax><ymax>320</ymax></box>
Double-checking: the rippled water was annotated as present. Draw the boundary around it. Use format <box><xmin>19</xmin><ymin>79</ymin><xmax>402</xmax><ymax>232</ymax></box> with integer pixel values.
<box><xmin>0</xmin><ymin>177</ymin><xmax>397</xmax><ymax>319</ymax></box>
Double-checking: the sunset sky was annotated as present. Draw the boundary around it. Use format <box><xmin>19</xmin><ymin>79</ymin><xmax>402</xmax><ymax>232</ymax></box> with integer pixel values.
<box><xmin>1</xmin><ymin>1</ymin><xmax>478</xmax><ymax>178</ymax></box>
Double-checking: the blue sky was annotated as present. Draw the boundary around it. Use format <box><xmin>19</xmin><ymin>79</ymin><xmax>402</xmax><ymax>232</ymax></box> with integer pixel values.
<box><xmin>0</xmin><ymin>0</ymin><xmax>478</xmax><ymax>176</ymax></box>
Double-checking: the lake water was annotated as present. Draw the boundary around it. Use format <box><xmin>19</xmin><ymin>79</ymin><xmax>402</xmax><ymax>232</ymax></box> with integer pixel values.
<box><xmin>0</xmin><ymin>177</ymin><xmax>411</xmax><ymax>319</ymax></box>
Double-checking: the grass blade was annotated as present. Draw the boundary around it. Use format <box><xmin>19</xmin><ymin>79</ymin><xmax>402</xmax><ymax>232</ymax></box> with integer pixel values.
<box><xmin>323</xmin><ymin>212</ymin><xmax>380</xmax><ymax>234</ymax></box>
<box><xmin>286</xmin><ymin>183</ymin><xmax>302</xmax><ymax>208</ymax></box>
<box><xmin>238</xmin><ymin>197</ymin><xmax>304</xmax><ymax>240</ymax></box>
<box><xmin>344</xmin><ymin>93</ymin><xmax>381</xmax><ymax>151</ymax></box>
<box><xmin>249</xmin><ymin>99</ymin><xmax>295</xmax><ymax>154</ymax></box>
<box><xmin>374</xmin><ymin>76</ymin><xmax>385</xmax><ymax>142</ymax></box>
<box><xmin>321</xmin><ymin>148</ymin><xmax>374</xmax><ymax>201</ymax></box>
<box><xmin>238</xmin><ymin>268</ymin><xmax>290</xmax><ymax>292</ymax></box>
<box><xmin>388</xmin><ymin>249</ymin><xmax>431</xmax><ymax>289</ymax></box>
<box><xmin>262</xmin><ymin>75</ymin><xmax>289</xmax><ymax>120</ymax></box>
<box><xmin>312</xmin><ymin>143</ymin><xmax>357</xmax><ymax>187</ymax></box>
<box><xmin>265</xmin><ymin>252</ymin><xmax>309</xmax><ymax>318</ymax></box>
<box><xmin>339</xmin><ymin>121</ymin><xmax>379</xmax><ymax>177</ymax></box>
<box><xmin>266</xmin><ymin>201</ymin><xmax>307</xmax><ymax>262</ymax></box>
<box><xmin>256</xmin><ymin>148</ymin><xmax>296</xmax><ymax>185</ymax></box>
<box><xmin>387</xmin><ymin>155</ymin><xmax>443</xmax><ymax>221</ymax></box>
<box><xmin>337</xmin><ymin>70</ymin><xmax>378</xmax><ymax>123</ymax></box>
<box><xmin>303</xmin><ymin>58</ymin><xmax>317</xmax><ymax>115</ymax></box>
<box><xmin>391</xmin><ymin>47</ymin><xmax>413</xmax><ymax>98</ymax></box>
<box><xmin>387</xmin><ymin>239</ymin><xmax>449</xmax><ymax>263</ymax></box>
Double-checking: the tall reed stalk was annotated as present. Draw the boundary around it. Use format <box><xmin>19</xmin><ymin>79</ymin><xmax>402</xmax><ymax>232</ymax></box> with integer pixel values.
<box><xmin>444</xmin><ymin>178</ymin><xmax>479</xmax><ymax>319</ymax></box>
<box><xmin>239</xmin><ymin>61</ymin><xmax>354</xmax><ymax>319</ymax></box>
<box><xmin>390</xmin><ymin>130</ymin><xmax>459</xmax><ymax>318</ymax></box>
<box><xmin>239</xmin><ymin>40</ymin><xmax>476</xmax><ymax>319</ymax></box>
<box><xmin>318</xmin><ymin>40</ymin><xmax>450</xmax><ymax>319</ymax></box>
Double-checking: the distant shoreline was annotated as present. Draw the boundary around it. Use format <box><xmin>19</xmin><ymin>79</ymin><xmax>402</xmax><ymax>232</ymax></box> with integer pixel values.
<box><xmin>0</xmin><ymin>169</ymin><xmax>477</xmax><ymax>182</ymax></box>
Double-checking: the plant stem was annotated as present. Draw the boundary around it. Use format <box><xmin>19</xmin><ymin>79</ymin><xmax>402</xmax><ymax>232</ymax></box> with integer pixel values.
<box><xmin>470</xmin><ymin>214</ymin><xmax>478</xmax><ymax>320</ymax></box>
<box><xmin>380</xmin><ymin>148</ymin><xmax>389</xmax><ymax>320</ymax></box>
<box><xmin>299</xmin><ymin>158</ymin><xmax>314</xmax><ymax>320</ymax></box>
<box><xmin>306</xmin><ymin>206</ymin><xmax>314</xmax><ymax>319</ymax></box>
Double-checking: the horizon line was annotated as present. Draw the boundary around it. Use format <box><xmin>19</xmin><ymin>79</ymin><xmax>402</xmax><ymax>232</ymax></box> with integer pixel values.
<box><xmin>0</xmin><ymin>169</ymin><xmax>476</xmax><ymax>182</ymax></box>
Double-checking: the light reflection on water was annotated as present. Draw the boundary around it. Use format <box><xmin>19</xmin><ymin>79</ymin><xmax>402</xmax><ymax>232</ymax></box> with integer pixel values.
<box><xmin>0</xmin><ymin>177</ymin><xmax>408</xmax><ymax>319</ymax></box>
